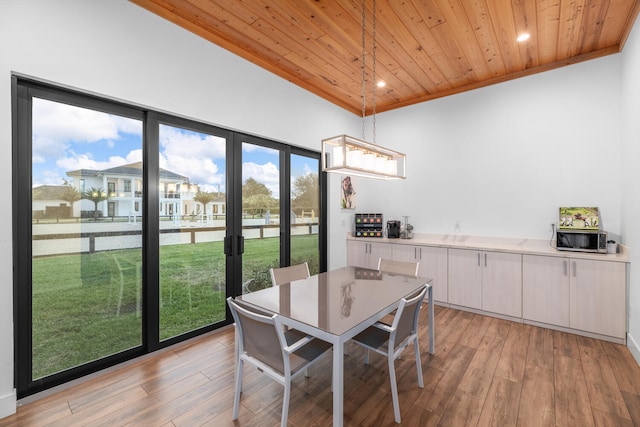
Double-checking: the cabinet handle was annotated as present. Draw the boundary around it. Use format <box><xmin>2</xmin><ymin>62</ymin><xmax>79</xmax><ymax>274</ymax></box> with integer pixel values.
<box><xmin>419</xmin><ymin>248</ymin><xmax>422</xmax><ymax>259</ymax></box>
<box><xmin>414</xmin><ymin>247</ymin><xmax>417</xmax><ymax>259</ymax></box>
<box><xmin>484</xmin><ymin>253</ymin><xmax>487</xmax><ymax>267</ymax></box>
<box><xmin>572</xmin><ymin>261</ymin><xmax>577</xmax><ymax>277</ymax></box>
<box><xmin>563</xmin><ymin>260</ymin><xmax>568</xmax><ymax>276</ymax></box>
<box><xmin>477</xmin><ymin>252</ymin><xmax>481</xmax><ymax>266</ymax></box>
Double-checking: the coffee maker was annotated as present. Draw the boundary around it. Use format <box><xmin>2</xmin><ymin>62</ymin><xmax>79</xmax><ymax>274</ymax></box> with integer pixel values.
<box><xmin>387</xmin><ymin>220</ymin><xmax>401</xmax><ymax>238</ymax></box>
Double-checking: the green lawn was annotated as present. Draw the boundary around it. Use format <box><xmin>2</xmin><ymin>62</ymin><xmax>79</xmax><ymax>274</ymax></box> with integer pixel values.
<box><xmin>31</xmin><ymin>234</ymin><xmax>318</xmax><ymax>379</ymax></box>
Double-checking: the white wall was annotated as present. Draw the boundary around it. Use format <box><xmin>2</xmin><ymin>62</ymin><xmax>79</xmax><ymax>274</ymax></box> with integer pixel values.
<box><xmin>0</xmin><ymin>0</ymin><xmax>358</xmax><ymax>418</ymax></box>
<box><xmin>349</xmin><ymin>56</ymin><xmax>622</xmax><ymax>241</ymax></box>
<box><xmin>621</xmin><ymin>17</ymin><xmax>640</xmax><ymax>362</ymax></box>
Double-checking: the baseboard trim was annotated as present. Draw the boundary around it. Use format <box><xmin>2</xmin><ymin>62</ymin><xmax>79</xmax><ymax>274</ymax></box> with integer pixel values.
<box><xmin>0</xmin><ymin>389</ymin><xmax>16</xmax><ymax>420</ymax></box>
<box><xmin>627</xmin><ymin>332</ymin><xmax>640</xmax><ymax>366</ymax></box>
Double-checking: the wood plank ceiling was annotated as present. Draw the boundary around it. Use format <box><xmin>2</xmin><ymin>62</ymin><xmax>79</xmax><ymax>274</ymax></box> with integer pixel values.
<box><xmin>131</xmin><ymin>0</ymin><xmax>640</xmax><ymax>116</ymax></box>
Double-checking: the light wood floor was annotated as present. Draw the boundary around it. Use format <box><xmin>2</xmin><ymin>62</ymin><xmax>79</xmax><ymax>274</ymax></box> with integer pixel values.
<box><xmin>2</xmin><ymin>305</ymin><xmax>640</xmax><ymax>426</ymax></box>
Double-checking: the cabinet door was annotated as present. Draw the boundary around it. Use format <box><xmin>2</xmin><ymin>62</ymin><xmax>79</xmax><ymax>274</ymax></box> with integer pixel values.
<box><xmin>448</xmin><ymin>248</ymin><xmax>482</xmax><ymax>309</ymax></box>
<box><xmin>417</xmin><ymin>246</ymin><xmax>448</xmax><ymax>303</ymax></box>
<box><xmin>392</xmin><ymin>245</ymin><xmax>447</xmax><ymax>302</ymax></box>
<box><xmin>368</xmin><ymin>242</ymin><xmax>392</xmax><ymax>269</ymax></box>
<box><xmin>522</xmin><ymin>255</ymin><xmax>570</xmax><ymax>327</ymax></box>
<box><xmin>347</xmin><ymin>240</ymin><xmax>369</xmax><ymax>268</ymax></box>
<box><xmin>482</xmin><ymin>251</ymin><xmax>522</xmax><ymax>317</ymax></box>
<box><xmin>347</xmin><ymin>240</ymin><xmax>392</xmax><ymax>269</ymax></box>
<box><xmin>570</xmin><ymin>259</ymin><xmax>626</xmax><ymax>338</ymax></box>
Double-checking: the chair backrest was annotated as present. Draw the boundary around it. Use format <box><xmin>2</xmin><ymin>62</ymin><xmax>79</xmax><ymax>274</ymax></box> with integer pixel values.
<box><xmin>390</xmin><ymin>285</ymin><xmax>428</xmax><ymax>346</ymax></box>
<box><xmin>227</xmin><ymin>297</ymin><xmax>286</xmax><ymax>374</ymax></box>
<box><xmin>378</xmin><ymin>258</ymin><xmax>419</xmax><ymax>277</ymax></box>
<box><xmin>269</xmin><ymin>262</ymin><xmax>310</xmax><ymax>286</ymax></box>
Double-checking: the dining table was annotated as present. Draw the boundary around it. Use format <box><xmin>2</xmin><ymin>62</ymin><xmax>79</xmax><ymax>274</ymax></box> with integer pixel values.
<box><xmin>237</xmin><ymin>265</ymin><xmax>434</xmax><ymax>427</ymax></box>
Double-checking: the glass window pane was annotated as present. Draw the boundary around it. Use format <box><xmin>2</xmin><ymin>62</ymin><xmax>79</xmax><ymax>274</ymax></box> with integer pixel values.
<box><xmin>158</xmin><ymin>124</ymin><xmax>227</xmax><ymax>341</ymax></box>
<box><xmin>31</xmin><ymin>98</ymin><xmax>143</xmax><ymax>379</ymax></box>
<box><xmin>241</xmin><ymin>142</ymin><xmax>280</xmax><ymax>293</ymax></box>
<box><xmin>290</xmin><ymin>154</ymin><xmax>320</xmax><ymax>275</ymax></box>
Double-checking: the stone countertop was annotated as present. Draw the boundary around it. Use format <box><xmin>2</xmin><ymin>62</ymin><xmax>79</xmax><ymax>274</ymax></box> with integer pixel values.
<box><xmin>346</xmin><ymin>232</ymin><xmax>630</xmax><ymax>263</ymax></box>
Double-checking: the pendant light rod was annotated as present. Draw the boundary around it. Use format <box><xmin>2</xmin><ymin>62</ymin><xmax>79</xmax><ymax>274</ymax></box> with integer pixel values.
<box><xmin>321</xmin><ymin>0</ymin><xmax>406</xmax><ymax>180</ymax></box>
<box><xmin>371</xmin><ymin>0</ymin><xmax>377</xmax><ymax>144</ymax></box>
<box><xmin>361</xmin><ymin>0</ymin><xmax>366</xmax><ymax>140</ymax></box>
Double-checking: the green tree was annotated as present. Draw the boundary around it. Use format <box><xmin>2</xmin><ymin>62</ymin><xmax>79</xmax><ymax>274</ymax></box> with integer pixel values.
<box><xmin>242</xmin><ymin>177</ymin><xmax>271</xmax><ymax>197</ymax></box>
<box><xmin>193</xmin><ymin>191</ymin><xmax>218</xmax><ymax>213</ymax></box>
<box><xmin>243</xmin><ymin>193</ymin><xmax>277</xmax><ymax>217</ymax></box>
<box><xmin>242</xmin><ymin>178</ymin><xmax>277</xmax><ymax>217</ymax></box>
<box><xmin>59</xmin><ymin>185</ymin><xmax>81</xmax><ymax>215</ymax></box>
<box><xmin>82</xmin><ymin>187</ymin><xmax>109</xmax><ymax>221</ymax></box>
<box><xmin>291</xmin><ymin>173</ymin><xmax>318</xmax><ymax>214</ymax></box>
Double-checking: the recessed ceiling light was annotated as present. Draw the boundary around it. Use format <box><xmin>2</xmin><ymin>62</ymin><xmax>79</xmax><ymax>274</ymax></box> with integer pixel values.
<box><xmin>517</xmin><ymin>33</ymin><xmax>530</xmax><ymax>42</ymax></box>
<box><xmin>377</xmin><ymin>80</ymin><xmax>386</xmax><ymax>88</ymax></box>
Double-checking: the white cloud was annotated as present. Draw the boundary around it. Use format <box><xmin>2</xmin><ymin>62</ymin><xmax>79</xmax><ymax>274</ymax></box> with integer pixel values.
<box><xmin>32</xmin><ymin>98</ymin><xmax>141</xmax><ymax>143</ymax></box>
<box><xmin>32</xmin><ymin>169</ymin><xmax>66</xmax><ymax>187</ymax></box>
<box><xmin>159</xmin><ymin>125</ymin><xmax>226</xmax><ymax>189</ymax></box>
<box><xmin>32</xmin><ymin>135</ymin><xmax>69</xmax><ymax>164</ymax></box>
<box><xmin>32</xmin><ymin>98</ymin><xmax>143</xmax><ymax>176</ymax></box>
<box><xmin>57</xmin><ymin>154</ymin><xmax>129</xmax><ymax>171</ymax></box>
<box><xmin>126</xmin><ymin>149</ymin><xmax>143</xmax><ymax>163</ymax></box>
<box><xmin>243</xmin><ymin>161</ymin><xmax>280</xmax><ymax>198</ymax></box>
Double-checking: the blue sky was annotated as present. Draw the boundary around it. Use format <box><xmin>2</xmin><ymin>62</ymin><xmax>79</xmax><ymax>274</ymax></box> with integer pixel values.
<box><xmin>32</xmin><ymin>98</ymin><xmax>317</xmax><ymax>199</ymax></box>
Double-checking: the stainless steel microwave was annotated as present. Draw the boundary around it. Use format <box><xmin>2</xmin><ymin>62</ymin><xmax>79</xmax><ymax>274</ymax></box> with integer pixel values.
<box><xmin>556</xmin><ymin>231</ymin><xmax>608</xmax><ymax>253</ymax></box>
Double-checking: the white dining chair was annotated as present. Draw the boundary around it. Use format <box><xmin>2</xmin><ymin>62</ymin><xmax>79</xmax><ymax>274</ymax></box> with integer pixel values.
<box><xmin>227</xmin><ymin>297</ymin><xmax>331</xmax><ymax>427</ymax></box>
<box><xmin>350</xmin><ymin>285</ymin><xmax>428</xmax><ymax>423</ymax></box>
<box><xmin>378</xmin><ymin>258</ymin><xmax>419</xmax><ymax>277</ymax></box>
<box><xmin>269</xmin><ymin>261</ymin><xmax>310</xmax><ymax>286</ymax></box>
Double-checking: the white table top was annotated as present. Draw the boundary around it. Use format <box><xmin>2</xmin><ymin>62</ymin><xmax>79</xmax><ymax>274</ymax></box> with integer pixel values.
<box><xmin>238</xmin><ymin>266</ymin><xmax>432</xmax><ymax>336</ymax></box>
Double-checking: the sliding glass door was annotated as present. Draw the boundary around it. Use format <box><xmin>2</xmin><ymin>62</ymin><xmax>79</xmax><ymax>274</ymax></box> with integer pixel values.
<box><xmin>16</xmin><ymin>86</ymin><xmax>146</xmax><ymax>393</ymax></box>
<box><xmin>13</xmin><ymin>77</ymin><xmax>325</xmax><ymax>398</ymax></box>
<box><xmin>290</xmin><ymin>153</ymin><xmax>321</xmax><ymax>276</ymax></box>
<box><xmin>239</xmin><ymin>140</ymin><xmax>281</xmax><ymax>293</ymax></box>
<box><xmin>157</xmin><ymin>122</ymin><xmax>229</xmax><ymax>341</ymax></box>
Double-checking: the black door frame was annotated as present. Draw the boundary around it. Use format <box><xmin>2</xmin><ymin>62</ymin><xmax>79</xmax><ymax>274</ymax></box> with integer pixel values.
<box><xmin>12</xmin><ymin>76</ymin><xmax>326</xmax><ymax>398</ymax></box>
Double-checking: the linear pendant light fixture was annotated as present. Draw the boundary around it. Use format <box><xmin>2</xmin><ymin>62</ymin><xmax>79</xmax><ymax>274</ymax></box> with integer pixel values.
<box><xmin>322</xmin><ymin>0</ymin><xmax>406</xmax><ymax>180</ymax></box>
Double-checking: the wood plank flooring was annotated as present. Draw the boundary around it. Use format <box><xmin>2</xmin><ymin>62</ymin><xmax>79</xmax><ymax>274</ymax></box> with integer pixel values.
<box><xmin>2</xmin><ymin>305</ymin><xmax>640</xmax><ymax>426</ymax></box>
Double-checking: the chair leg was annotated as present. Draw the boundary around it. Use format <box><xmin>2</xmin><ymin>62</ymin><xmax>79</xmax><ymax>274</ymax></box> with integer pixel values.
<box><xmin>414</xmin><ymin>337</ymin><xmax>424</xmax><ymax>388</ymax></box>
<box><xmin>232</xmin><ymin>359</ymin><xmax>243</xmax><ymax>420</ymax></box>
<box><xmin>388</xmin><ymin>356</ymin><xmax>401</xmax><ymax>423</ymax></box>
<box><xmin>281</xmin><ymin>379</ymin><xmax>291</xmax><ymax>427</ymax></box>
<box><xmin>364</xmin><ymin>348</ymin><xmax>370</xmax><ymax>364</ymax></box>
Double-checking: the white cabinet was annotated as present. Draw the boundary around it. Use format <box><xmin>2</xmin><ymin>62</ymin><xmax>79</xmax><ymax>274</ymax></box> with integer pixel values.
<box><xmin>448</xmin><ymin>249</ymin><xmax>483</xmax><ymax>310</ymax></box>
<box><xmin>482</xmin><ymin>251</ymin><xmax>523</xmax><ymax>317</ymax></box>
<box><xmin>448</xmin><ymin>248</ymin><xmax>522</xmax><ymax>317</ymax></box>
<box><xmin>392</xmin><ymin>244</ymin><xmax>448</xmax><ymax>303</ymax></box>
<box><xmin>346</xmin><ymin>240</ymin><xmax>392</xmax><ymax>270</ymax></box>
<box><xmin>523</xmin><ymin>255</ymin><xmax>570</xmax><ymax>327</ymax></box>
<box><xmin>569</xmin><ymin>258</ymin><xmax>626</xmax><ymax>339</ymax></box>
<box><xmin>523</xmin><ymin>255</ymin><xmax>626</xmax><ymax>339</ymax></box>
<box><xmin>345</xmin><ymin>235</ymin><xmax>628</xmax><ymax>342</ymax></box>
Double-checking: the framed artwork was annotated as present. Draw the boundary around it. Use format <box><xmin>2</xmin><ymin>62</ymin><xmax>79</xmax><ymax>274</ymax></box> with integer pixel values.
<box><xmin>341</xmin><ymin>175</ymin><xmax>356</xmax><ymax>209</ymax></box>
<box><xmin>559</xmin><ymin>207</ymin><xmax>600</xmax><ymax>230</ymax></box>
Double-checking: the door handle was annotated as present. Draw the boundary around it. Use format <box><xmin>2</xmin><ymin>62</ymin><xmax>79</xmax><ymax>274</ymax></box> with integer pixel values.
<box><xmin>237</xmin><ymin>235</ymin><xmax>245</xmax><ymax>255</ymax></box>
<box><xmin>224</xmin><ymin>235</ymin><xmax>232</xmax><ymax>256</ymax></box>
